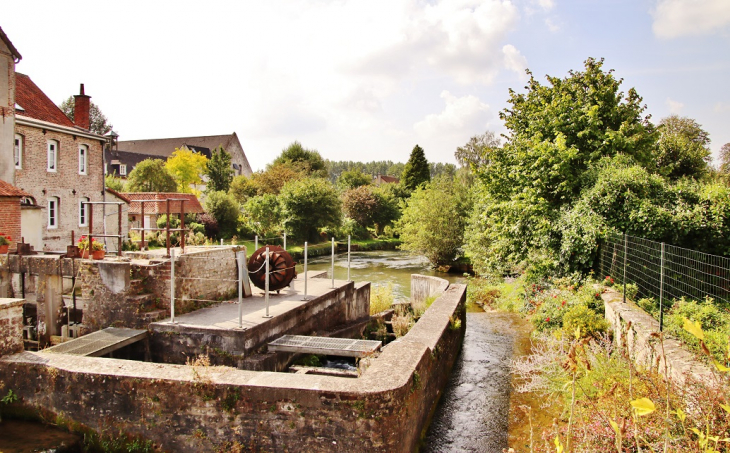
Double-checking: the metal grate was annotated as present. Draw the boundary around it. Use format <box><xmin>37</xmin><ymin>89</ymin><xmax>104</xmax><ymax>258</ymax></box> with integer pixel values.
<box><xmin>268</xmin><ymin>335</ymin><xmax>381</xmax><ymax>358</ymax></box>
<box><xmin>44</xmin><ymin>327</ymin><xmax>147</xmax><ymax>357</ymax></box>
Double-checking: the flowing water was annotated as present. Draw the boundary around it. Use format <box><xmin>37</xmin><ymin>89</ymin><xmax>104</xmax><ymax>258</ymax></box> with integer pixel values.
<box><xmin>304</xmin><ymin>250</ymin><xmax>534</xmax><ymax>451</ymax></box>
<box><xmin>297</xmin><ymin>250</ymin><xmax>468</xmax><ymax>302</ymax></box>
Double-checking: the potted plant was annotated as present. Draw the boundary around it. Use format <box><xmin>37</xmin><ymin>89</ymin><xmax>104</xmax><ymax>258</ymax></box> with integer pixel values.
<box><xmin>0</xmin><ymin>233</ymin><xmax>10</xmax><ymax>254</ymax></box>
<box><xmin>78</xmin><ymin>236</ymin><xmax>105</xmax><ymax>259</ymax></box>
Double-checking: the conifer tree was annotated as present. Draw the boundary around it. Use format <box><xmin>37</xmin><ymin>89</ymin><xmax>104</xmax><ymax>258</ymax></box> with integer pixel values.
<box><xmin>206</xmin><ymin>146</ymin><xmax>234</xmax><ymax>193</ymax></box>
<box><xmin>401</xmin><ymin>145</ymin><xmax>430</xmax><ymax>191</ymax></box>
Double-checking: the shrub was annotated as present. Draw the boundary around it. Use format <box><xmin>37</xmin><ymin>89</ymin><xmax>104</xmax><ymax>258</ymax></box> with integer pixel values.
<box><xmin>561</xmin><ymin>304</ymin><xmax>609</xmax><ymax>338</ymax></box>
<box><xmin>205</xmin><ymin>191</ymin><xmax>241</xmax><ymax>238</ymax></box>
<box><xmin>156</xmin><ymin>214</ymin><xmax>181</xmax><ymax>229</ymax></box>
<box><xmin>199</xmin><ymin>213</ymin><xmax>219</xmax><ymax>238</ymax></box>
<box><xmin>370</xmin><ymin>284</ymin><xmax>394</xmax><ymax>315</ymax></box>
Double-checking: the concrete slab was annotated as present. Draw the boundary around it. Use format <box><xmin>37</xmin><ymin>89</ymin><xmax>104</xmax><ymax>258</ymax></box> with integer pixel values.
<box><xmin>157</xmin><ymin>272</ymin><xmax>349</xmax><ymax>331</ymax></box>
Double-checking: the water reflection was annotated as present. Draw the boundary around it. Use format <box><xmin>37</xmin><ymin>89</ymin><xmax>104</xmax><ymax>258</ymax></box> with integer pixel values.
<box><xmin>297</xmin><ymin>250</ymin><xmax>467</xmax><ymax>302</ymax></box>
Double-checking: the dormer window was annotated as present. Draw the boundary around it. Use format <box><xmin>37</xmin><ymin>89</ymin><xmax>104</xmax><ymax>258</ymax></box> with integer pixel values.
<box><xmin>47</xmin><ymin>140</ymin><xmax>58</xmax><ymax>172</ymax></box>
<box><xmin>79</xmin><ymin>144</ymin><xmax>88</xmax><ymax>175</ymax></box>
<box><xmin>14</xmin><ymin>134</ymin><xmax>23</xmax><ymax>169</ymax></box>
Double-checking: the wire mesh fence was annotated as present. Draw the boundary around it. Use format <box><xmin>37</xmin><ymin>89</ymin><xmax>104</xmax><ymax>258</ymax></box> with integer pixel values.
<box><xmin>599</xmin><ymin>233</ymin><xmax>730</xmax><ymax>306</ymax></box>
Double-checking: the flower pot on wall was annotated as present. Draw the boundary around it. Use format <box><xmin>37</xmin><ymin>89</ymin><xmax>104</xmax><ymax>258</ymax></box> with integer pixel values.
<box><xmin>92</xmin><ymin>250</ymin><xmax>105</xmax><ymax>260</ymax></box>
<box><xmin>81</xmin><ymin>250</ymin><xmax>90</xmax><ymax>259</ymax></box>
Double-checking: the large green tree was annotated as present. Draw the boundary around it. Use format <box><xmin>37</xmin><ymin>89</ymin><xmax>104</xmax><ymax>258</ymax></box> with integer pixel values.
<box><xmin>59</xmin><ymin>96</ymin><xmax>113</xmax><ymax>135</ymax></box>
<box><xmin>455</xmin><ymin>130</ymin><xmax>501</xmax><ymax>168</ymax></box>
<box><xmin>337</xmin><ymin>169</ymin><xmax>372</xmax><ymax>191</ymax></box>
<box><xmin>720</xmin><ymin>143</ymin><xmax>730</xmax><ymax>174</ymax></box>
<box><xmin>204</xmin><ymin>190</ymin><xmax>240</xmax><ymax>238</ymax></box>
<box><xmin>401</xmin><ymin>145</ymin><xmax>430</xmax><ymax>191</ymax></box>
<box><xmin>465</xmin><ymin>58</ymin><xmax>658</xmax><ymax>276</ymax></box>
<box><xmin>243</xmin><ymin>194</ymin><xmax>283</xmax><ymax>238</ymax></box>
<box><xmin>279</xmin><ymin>178</ymin><xmax>341</xmax><ymax>242</ymax></box>
<box><xmin>655</xmin><ymin>115</ymin><xmax>711</xmax><ymax>179</ymax></box>
<box><xmin>273</xmin><ymin>141</ymin><xmax>328</xmax><ymax>178</ymax></box>
<box><xmin>396</xmin><ymin>176</ymin><xmax>469</xmax><ymax>267</ymax></box>
<box><xmin>125</xmin><ymin>159</ymin><xmax>177</xmax><ymax>192</ymax></box>
<box><xmin>206</xmin><ymin>146</ymin><xmax>234</xmax><ymax>192</ymax></box>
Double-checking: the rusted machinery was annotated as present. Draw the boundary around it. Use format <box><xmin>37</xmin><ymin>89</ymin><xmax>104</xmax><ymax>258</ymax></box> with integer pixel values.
<box><xmin>247</xmin><ymin>246</ymin><xmax>297</xmax><ymax>291</ymax></box>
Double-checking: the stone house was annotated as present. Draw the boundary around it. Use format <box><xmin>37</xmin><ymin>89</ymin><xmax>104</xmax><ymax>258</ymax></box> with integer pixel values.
<box><xmin>0</xmin><ymin>24</ymin><xmax>128</xmax><ymax>252</ymax></box>
<box><xmin>110</xmin><ymin>133</ymin><xmax>253</xmax><ymax>178</ymax></box>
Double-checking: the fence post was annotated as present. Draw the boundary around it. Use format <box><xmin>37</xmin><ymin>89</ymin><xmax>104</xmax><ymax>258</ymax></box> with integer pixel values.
<box><xmin>331</xmin><ymin>237</ymin><xmax>335</xmax><ymax>289</ymax></box>
<box><xmin>237</xmin><ymin>250</ymin><xmax>244</xmax><ymax>329</ymax></box>
<box><xmin>255</xmin><ymin>235</ymin><xmax>258</xmax><ymax>251</ymax></box>
<box><xmin>623</xmin><ymin>233</ymin><xmax>628</xmax><ymax>304</ymax></box>
<box><xmin>347</xmin><ymin>235</ymin><xmax>351</xmax><ymax>281</ymax></box>
<box><xmin>302</xmin><ymin>241</ymin><xmax>309</xmax><ymax>301</ymax></box>
<box><xmin>170</xmin><ymin>249</ymin><xmax>176</xmax><ymax>324</ymax></box>
<box><xmin>264</xmin><ymin>246</ymin><xmax>272</xmax><ymax>318</ymax></box>
<box><xmin>660</xmin><ymin>242</ymin><xmax>665</xmax><ymax>332</ymax></box>
<box><xmin>283</xmin><ymin>233</ymin><xmax>286</xmax><ymax>251</ymax></box>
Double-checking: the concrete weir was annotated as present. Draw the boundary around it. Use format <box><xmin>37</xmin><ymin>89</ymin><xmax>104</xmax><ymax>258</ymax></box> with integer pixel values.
<box><xmin>0</xmin><ymin>272</ymin><xmax>466</xmax><ymax>452</ymax></box>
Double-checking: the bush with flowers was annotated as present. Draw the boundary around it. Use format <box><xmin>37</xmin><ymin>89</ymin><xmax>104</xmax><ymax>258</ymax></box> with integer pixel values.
<box><xmin>0</xmin><ymin>233</ymin><xmax>11</xmax><ymax>246</ymax></box>
<box><xmin>78</xmin><ymin>236</ymin><xmax>104</xmax><ymax>252</ymax></box>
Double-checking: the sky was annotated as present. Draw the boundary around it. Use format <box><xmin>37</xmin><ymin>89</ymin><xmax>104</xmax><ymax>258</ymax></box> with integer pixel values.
<box><xmin>3</xmin><ymin>0</ymin><xmax>730</xmax><ymax>171</ymax></box>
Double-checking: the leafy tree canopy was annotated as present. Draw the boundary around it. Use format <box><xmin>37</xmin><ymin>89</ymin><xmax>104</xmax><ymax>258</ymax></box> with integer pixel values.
<box><xmin>59</xmin><ymin>96</ymin><xmax>113</xmax><ymax>136</ymax></box>
<box><xmin>337</xmin><ymin>169</ymin><xmax>372</xmax><ymax>191</ymax></box>
<box><xmin>165</xmin><ymin>147</ymin><xmax>208</xmax><ymax>193</ymax></box>
<box><xmin>401</xmin><ymin>144</ymin><xmax>430</xmax><ymax>191</ymax></box>
<box><xmin>204</xmin><ymin>190</ymin><xmax>240</xmax><ymax>239</ymax></box>
<box><xmin>125</xmin><ymin>159</ymin><xmax>177</xmax><ymax>193</ymax></box>
<box><xmin>655</xmin><ymin>115</ymin><xmax>711</xmax><ymax>180</ymax></box>
<box><xmin>720</xmin><ymin>143</ymin><xmax>730</xmax><ymax>174</ymax></box>
<box><xmin>455</xmin><ymin>130</ymin><xmax>502</xmax><ymax>169</ymax></box>
<box><xmin>206</xmin><ymin>146</ymin><xmax>234</xmax><ymax>193</ymax></box>
<box><xmin>396</xmin><ymin>176</ymin><xmax>470</xmax><ymax>266</ymax></box>
<box><xmin>279</xmin><ymin>178</ymin><xmax>342</xmax><ymax>242</ymax></box>
<box><xmin>243</xmin><ymin>194</ymin><xmax>283</xmax><ymax>238</ymax></box>
<box><xmin>272</xmin><ymin>141</ymin><xmax>328</xmax><ymax>178</ymax></box>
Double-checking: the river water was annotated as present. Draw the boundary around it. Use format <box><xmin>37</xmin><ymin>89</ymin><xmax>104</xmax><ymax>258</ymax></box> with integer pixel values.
<box><xmin>304</xmin><ymin>250</ymin><xmax>533</xmax><ymax>452</ymax></box>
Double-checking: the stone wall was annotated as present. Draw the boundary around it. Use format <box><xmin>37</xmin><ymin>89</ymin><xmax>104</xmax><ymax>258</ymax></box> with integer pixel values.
<box><xmin>149</xmin><ymin>279</ymin><xmax>371</xmax><ymax>369</ymax></box>
<box><xmin>411</xmin><ymin>273</ymin><xmax>450</xmax><ymax>307</ymax></box>
<box><xmin>0</xmin><ymin>280</ymin><xmax>466</xmax><ymax>452</ymax></box>
<box><xmin>0</xmin><ymin>298</ymin><xmax>23</xmax><ymax>356</ymax></box>
<box><xmin>602</xmin><ymin>289</ymin><xmax>714</xmax><ymax>385</ymax></box>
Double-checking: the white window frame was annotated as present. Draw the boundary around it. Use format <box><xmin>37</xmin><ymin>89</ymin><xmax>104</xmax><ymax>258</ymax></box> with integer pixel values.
<box><xmin>14</xmin><ymin>134</ymin><xmax>23</xmax><ymax>169</ymax></box>
<box><xmin>119</xmin><ymin>164</ymin><xmax>127</xmax><ymax>176</ymax></box>
<box><xmin>48</xmin><ymin>197</ymin><xmax>59</xmax><ymax>229</ymax></box>
<box><xmin>47</xmin><ymin>140</ymin><xmax>58</xmax><ymax>172</ymax></box>
<box><xmin>79</xmin><ymin>144</ymin><xmax>88</xmax><ymax>175</ymax></box>
<box><xmin>79</xmin><ymin>197</ymin><xmax>89</xmax><ymax>227</ymax></box>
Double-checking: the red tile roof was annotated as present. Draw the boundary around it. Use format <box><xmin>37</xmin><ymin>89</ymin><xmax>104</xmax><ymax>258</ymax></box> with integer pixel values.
<box><xmin>15</xmin><ymin>73</ymin><xmax>76</xmax><ymax>127</ymax></box>
<box><xmin>0</xmin><ymin>179</ymin><xmax>32</xmax><ymax>198</ymax></box>
<box><xmin>121</xmin><ymin>193</ymin><xmax>205</xmax><ymax>215</ymax></box>
<box><xmin>105</xmin><ymin>188</ymin><xmax>131</xmax><ymax>204</ymax></box>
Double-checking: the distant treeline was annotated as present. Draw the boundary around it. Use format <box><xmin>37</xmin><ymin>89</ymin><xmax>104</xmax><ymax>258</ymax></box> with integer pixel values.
<box><xmin>325</xmin><ymin>159</ymin><xmax>456</xmax><ymax>183</ymax></box>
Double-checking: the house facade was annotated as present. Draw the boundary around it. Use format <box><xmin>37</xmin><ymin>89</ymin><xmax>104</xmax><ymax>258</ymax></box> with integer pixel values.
<box><xmin>110</xmin><ymin>133</ymin><xmax>253</xmax><ymax>178</ymax></box>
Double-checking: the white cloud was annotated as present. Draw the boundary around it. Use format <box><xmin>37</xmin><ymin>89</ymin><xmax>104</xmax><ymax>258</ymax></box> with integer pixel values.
<box><xmin>537</xmin><ymin>0</ymin><xmax>555</xmax><ymax>11</ymax></box>
<box><xmin>503</xmin><ymin>44</ymin><xmax>529</xmax><ymax>80</ymax></box>
<box><xmin>652</xmin><ymin>0</ymin><xmax>730</xmax><ymax>38</ymax></box>
<box><xmin>665</xmin><ymin>98</ymin><xmax>685</xmax><ymax>114</ymax></box>
<box><xmin>356</xmin><ymin>0</ymin><xmax>522</xmax><ymax>85</ymax></box>
<box><xmin>545</xmin><ymin>17</ymin><xmax>560</xmax><ymax>32</ymax></box>
<box><xmin>714</xmin><ymin>102</ymin><xmax>730</xmax><ymax>113</ymax></box>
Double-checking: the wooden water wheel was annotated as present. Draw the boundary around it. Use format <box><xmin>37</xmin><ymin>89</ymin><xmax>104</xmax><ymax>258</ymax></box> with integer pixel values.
<box><xmin>247</xmin><ymin>245</ymin><xmax>297</xmax><ymax>291</ymax></box>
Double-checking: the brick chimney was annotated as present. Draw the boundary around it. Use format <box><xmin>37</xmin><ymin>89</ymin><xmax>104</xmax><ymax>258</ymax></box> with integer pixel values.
<box><xmin>73</xmin><ymin>83</ymin><xmax>91</xmax><ymax>130</ymax></box>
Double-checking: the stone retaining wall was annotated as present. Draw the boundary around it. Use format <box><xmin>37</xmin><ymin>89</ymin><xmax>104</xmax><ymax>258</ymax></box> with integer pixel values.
<box><xmin>0</xmin><ymin>279</ymin><xmax>466</xmax><ymax>452</ymax></box>
<box><xmin>602</xmin><ymin>289</ymin><xmax>714</xmax><ymax>385</ymax></box>
<box><xmin>0</xmin><ymin>298</ymin><xmax>23</xmax><ymax>356</ymax></box>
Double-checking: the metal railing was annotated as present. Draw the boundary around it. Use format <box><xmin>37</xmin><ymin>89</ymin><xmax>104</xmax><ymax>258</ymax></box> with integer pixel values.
<box><xmin>599</xmin><ymin>233</ymin><xmax>730</xmax><ymax>329</ymax></box>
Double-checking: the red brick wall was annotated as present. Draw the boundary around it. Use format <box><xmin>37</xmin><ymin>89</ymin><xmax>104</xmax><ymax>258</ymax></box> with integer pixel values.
<box><xmin>0</xmin><ymin>196</ymin><xmax>20</xmax><ymax>249</ymax></box>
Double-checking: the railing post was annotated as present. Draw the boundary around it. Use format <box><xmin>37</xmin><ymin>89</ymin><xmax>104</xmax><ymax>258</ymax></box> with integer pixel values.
<box><xmin>302</xmin><ymin>241</ymin><xmax>309</xmax><ymax>301</ymax></box>
<box><xmin>283</xmin><ymin>233</ymin><xmax>286</xmax><ymax>251</ymax></box>
<box><xmin>237</xmin><ymin>250</ymin><xmax>244</xmax><ymax>329</ymax></box>
<box><xmin>170</xmin><ymin>249</ymin><xmax>176</xmax><ymax>324</ymax></box>
<box><xmin>255</xmin><ymin>235</ymin><xmax>258</xmax><ymax>251</ymax></box>
<box><xmin>623</xmin><ymin>233</ymin><xmax>628</xmax><ymax>304</ymax></box>
<box><xmin>264</xmin><ymin>246</ymin><xmax>272</xmax><ymax>318</ymax></box>
<box><xmin>180</xmin><ymin>199</ymin><xmax>186</xmax><ymax>254</ymax></box>
<box><xmin>117</xmin><ymin>203</ymin><xmax>122</xmax><ymax>255</ymax></box>
<box><xmin>331</xmin><ymin>237</ymin><xmax>335</xmax><ymax>288</ymax></box>
<box><xmin>347</xmin><ymin>235</ymin><xmax>351</xmax><ymax>281</ymax></box>
<box><xmin>660</xmin><ymin>242</ymin><xmax>665</xmax><ymax>331</ymax></box>
<box><xmin>141</xmin><ymin>201</ymin><xmax>146</xmax><ymax>251</ymax></box>
<box><xmin>166</xmin><ymin>199</ymin><xmax>171</xmax><ymax>258</ymax></box>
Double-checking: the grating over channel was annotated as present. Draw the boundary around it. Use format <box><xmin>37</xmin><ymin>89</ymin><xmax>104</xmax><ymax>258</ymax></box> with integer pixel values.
<box><xmin>268</xmin><ymin>335</ymin><xmax>381</xmax><ymax>358</ymax></box>
<box><xmin>43</xmin><ymin>327</ymin><xmax>147</xmax><ymax>357</ymax></box>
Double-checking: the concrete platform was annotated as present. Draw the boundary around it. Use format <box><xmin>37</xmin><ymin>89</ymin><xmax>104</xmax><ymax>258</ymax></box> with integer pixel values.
<box><xmin>158</xmin><ymin>271</ymin><xmax>342</xmax><ymax>330</ymax></box>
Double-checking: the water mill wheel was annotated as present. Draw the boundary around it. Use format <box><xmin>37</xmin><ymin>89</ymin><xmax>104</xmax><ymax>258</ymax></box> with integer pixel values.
<box><xmin>247</xmin><ymin>245</ymin><xmax>297</xmax><ymax>292</ymax></box>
